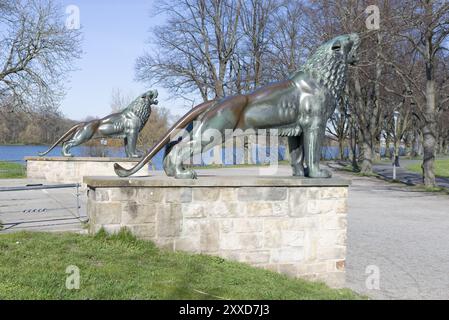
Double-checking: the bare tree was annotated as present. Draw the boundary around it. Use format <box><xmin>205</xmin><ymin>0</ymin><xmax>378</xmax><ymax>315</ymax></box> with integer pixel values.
<box><xmin>110</xmin><ymin>88</ymin><xmax>133</xmax><ymax>113</ymax></box>
<box><xmin>0</xmin><ymin>0</ymin><xmax>82</xmax><ymax>111</ymax></box>
<box><xmin>265</xmin><ymin>0</ymin><xmax>309</xmax><ymax>80</ymax></box>
<box><xmin>390</xmin><ymin>0</ymin><xmax>449</xmax><ymax>186</ymax></box>
<box><xmin>136</xmin><ymin>0</ymin><xmax>241</xmax><ymax>102</ymax></box>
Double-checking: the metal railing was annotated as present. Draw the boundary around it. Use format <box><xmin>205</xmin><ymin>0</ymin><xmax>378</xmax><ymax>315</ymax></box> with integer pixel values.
<box><xmin>0</xmin><ymin>183</ymin><xmax>85</xmax><ymax>232</ymax></box>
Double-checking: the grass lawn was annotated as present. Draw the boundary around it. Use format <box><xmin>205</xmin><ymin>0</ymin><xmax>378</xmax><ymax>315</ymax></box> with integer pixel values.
<box><xmin>406</xmin><ymin>159</ymin><xmax>449</xmax><ymax>178</ymax></box>
<box><xmin>0</xmin><ymin>161</ymin><xmax>26</xmax><ymax>179</ymax></box>
<box><xmin>0</xmin><ymin>230</ymin><xmax>361</xmax><ymax>300</ymax></box>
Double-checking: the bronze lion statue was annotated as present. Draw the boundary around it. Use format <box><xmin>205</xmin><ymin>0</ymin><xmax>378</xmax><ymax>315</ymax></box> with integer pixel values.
<box><xmin>115</xmin><ymin>34</ymin><xmax>359</xmax><ymax>178</ymax></box>
<box><xmin>39</xmin><ymin>90</ymin><xmax>158</xmax><ymax>158</ymax></box>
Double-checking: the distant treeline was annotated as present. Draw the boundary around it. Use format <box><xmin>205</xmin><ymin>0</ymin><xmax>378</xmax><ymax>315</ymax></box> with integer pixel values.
<box><xmin>0</xmin><ymin>109</ymin><xmax>76</xmax><ymax>145</ymax></box>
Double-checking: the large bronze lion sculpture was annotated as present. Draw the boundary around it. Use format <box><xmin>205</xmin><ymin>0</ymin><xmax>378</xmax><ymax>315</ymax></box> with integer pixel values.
<box><xmin>115</xmin><ymin>34</ymin><xmax>359</xmax><ymax>178</ymax></box>
<box><xmin>39</xmin><ymin>90</ymin><xmax>158</xmax><ymax>158</ymax></box>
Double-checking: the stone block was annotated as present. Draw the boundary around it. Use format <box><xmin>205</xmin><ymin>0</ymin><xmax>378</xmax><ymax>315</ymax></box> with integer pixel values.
<box><xmin>90</xmin><ymin>202</ymin><xmax>121</xmax><ymax>225</ymax></box>
<box><xmin>182</xmin><ymin>203</ymin><xmax>205</xmax><ymax>218</ymax></box>
<box><xmin>281</xmin><ymin>230</ymin><xmax>305</xmax><ymax>247</ymax></box>
<box><xmin>318</xmin><ymin>230</ymin><xmax>346</xmax><ymax>247</ymax></box>
<box><xmin>110</xmin><ymin>187</ymin><xmax>137</xmax><ymax>201</ymax></box>
<box><xmin>156</xmin><ymin>204</ymin><xmax>182</xmax><ymax>237</ymax></box>
<box><xmin>288</xmin><ymin>188</ymin><xmax>308</xmax><ymax>217</ymax></box>
<box><xmin>272</xmin><ymin>202</ymin><xmax>289</xmax><ymax>217</ymax></box>
<box><xmin>220</xmin><ymin>188</ymin><xmax>238</xmax><ymax>201</ymax></box>
<box><xmin>220</xmin><ymin>233</ymin><xmax>263</xmax><ymax>250</ymax></box>
<box><xmin>193</xmin><ymin>188</ymin><xmax>220</xmax><ymax>201</ymax></box>
<box><xmin>219</xmin><ymin>220</ymin><xmax>234</xmax><ymax>233</ymax></box>
<box><xmin>317</xmin><ymin>246</ymin><xmax>346</xmax><ymax>260</ymax></box>
<box><xmin>246</xmin><ymin>202</ymin><xmax>273</xmax><ymax>217</ymax></box>
<box><xmin>94</xmin><ymin>189</ymin><xmax>110</xmax><ymax>202</ymax></box>
<box><xmin>165</xmin><ymin>188</ymin><xmax>192</xmax><ymax>203</ymax></box>
<box><xmin>126</xmin><ymin>223</ymin><xmax>156</xmax><ymax>239</ymax></box>
<box><xmin>240</xmin><ymin>251</ymin><xmax>271</xmax><ymax>264</ymax></box>
<box><xmin>121</xmin><ymin>201</ymin><xmax>157</xmax><ymax>225</ymax></box>
<box><xmin>175</xmin><ymin>236</ymin><xmax>201</xmax><ymax>252</ymax></box>
<box><xmin>238</xmin><ymin>187</ymin><xmax>287</xmax><ymax>201</ymax></box>
<box><xmin>136</xmin><ymin>188</ymin><xmax>165</xmax><ymax>203</ymax></box>
<box><xmin>232</xmin><ymin>219</ymin><xmax>263</xmax><ymax>233</ymax></box>
<box><xmin>155</xmin><ymin>238</ymin><xmax>175</xmax><ymax>251</ymax></box>
<box><xmin>308</xmin><ymin>187</ymin><xmax>347</xmax><ymax>200</ymax></box>
<box><xmin>334</xmin><ymin>199</ymin><xmax>347</xmax><ymax>214</ymax></box>
<box><xmin>271</xmin><ymin>247</ymin><xmax>304</xmax><ymax>263</ymax></box>
<box><xmin>307</xmin><ymin>200</ymin><xmax>337</xmax><ymax>215</ymax></box>
<box><xmin>181</xmin><ymin>219</ymin><xmax>201</xmax><ymax>235</ymax></box>
<box><xmin>200</xmin><ymin>221</ymin><xmax>220</xmax><ymax>252</ymax></box>
<box><xmin>208</xmin><ymin>202</ymin><xmax>240</xmax><ymax>218</ymax></box>
<box><xmin>320</xmin><ymin>214</ymin><xmax>347</xmax><ymax>230</ymax></box>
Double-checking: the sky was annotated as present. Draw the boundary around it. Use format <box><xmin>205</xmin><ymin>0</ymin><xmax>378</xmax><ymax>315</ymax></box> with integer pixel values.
<box><xmin>59</xmin><ymin>0</ymin><xmax>188</xmax><ymax>121</ymax></box>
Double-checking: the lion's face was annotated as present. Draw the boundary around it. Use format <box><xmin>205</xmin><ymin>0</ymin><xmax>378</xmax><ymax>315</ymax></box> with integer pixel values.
<box><xmin>141</xmin><ymin>90</ymin><xmax>159</xmax><ymax>106</ymax></box>
<box><xmin>328</xmin><ymin>33</ymin><xmax>360</xmax><ymax>66</ymax></box>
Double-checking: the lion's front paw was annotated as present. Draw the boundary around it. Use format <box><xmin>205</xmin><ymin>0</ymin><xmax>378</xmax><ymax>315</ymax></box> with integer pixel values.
<box><xmin>291</xmin><ymin>164</ymin><xmax>305</xmax><ymax>177</ymax></box>
<box><xmin>307</xmin><ymin>168</ymin><xmax>332</xmax><ymax>178</ymax></box>
<box><xmin>174</xmin><ymin>169</ymin><xmax>197</xmax><ymax>179</ymax></box>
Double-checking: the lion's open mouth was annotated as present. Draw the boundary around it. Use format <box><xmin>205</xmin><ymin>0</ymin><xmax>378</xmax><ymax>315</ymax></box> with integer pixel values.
<box><xmin>152</xmin><ymin>90</ymin><xmax>158</xmax><ymax>105</ymax></box>
<box><xmin>145</xmin><ymin>90</ymin><xmax>158</xmax><ymax>105</ymax></box>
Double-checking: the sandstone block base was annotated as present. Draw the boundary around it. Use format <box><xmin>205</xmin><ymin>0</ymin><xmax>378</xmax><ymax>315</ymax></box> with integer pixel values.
<box><xmin>25</xmin><ymin>157</ymin><xmax>149</xmax><ymax>187</ymax></box>
<box><xmin>85</xmin><ymin>175</ymin><xmax>349</xmax><ymax>288</ymax></box>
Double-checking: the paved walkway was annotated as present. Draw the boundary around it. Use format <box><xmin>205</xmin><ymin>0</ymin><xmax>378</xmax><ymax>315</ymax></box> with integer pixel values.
<box><xmin>373</xmin><ymin>159</ymin><xmax>449</xmax><ymax>188</ymax></box>
<box><xmin>342</xmin><ymin>172</ymin><xmax>449</xmax><ymax>299</ymax></box>
<box><xmin>1</xmin><ymin>166</ymin><xmax>449</xmax><ymax>299</ymax></box>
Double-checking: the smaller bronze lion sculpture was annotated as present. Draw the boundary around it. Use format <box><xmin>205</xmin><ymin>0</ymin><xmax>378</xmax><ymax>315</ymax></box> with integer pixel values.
<box><xmin>39</xmin><ymin>90</ymin><xmax>158</xmax><ymax>158</ymax></box>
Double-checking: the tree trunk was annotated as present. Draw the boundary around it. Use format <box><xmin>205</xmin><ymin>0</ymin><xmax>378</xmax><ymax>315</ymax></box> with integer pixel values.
<box><xmin>361</xmin><ymin>140</ymin><xmax>374</xmax><ymax>174</ymax></box>
<box><xmin>422</xmin><ymin>79</ymin><xmax>436</xmax><ymax>187</ymax></box>
<box><xmin>442</xmin><ymin>140</ymin><xmax>448</xmax><ymax>154</ymax></box>
<box><xmin>338</xmin><ymin>138</ymin><xmax>345</xmax><ymax>160</ymax></box>
<box><xmin>411</xmin><ymin>129</ymin><xmax>422</xmax><ymax>157</ymax></box>
<box><xmin>349</xmin><ymin>118</ymin><xmax>359</xmax><ymax>172</ymax></box>
<box><xmin>384</xmin><ymin>134</ymin><xmax>391</xmax><ymax>159</ymax></box>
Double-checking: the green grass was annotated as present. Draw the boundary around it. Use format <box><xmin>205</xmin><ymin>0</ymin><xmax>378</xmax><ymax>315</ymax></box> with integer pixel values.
<box><xmin>0</xmin><ymin>161</ymin><xmax>26</xmax><ymax>179</ymax></box>
<box><xmin>406</xmin><ymin>159</ymin><xmax>449</xmax><ymax>178</ymax></box>
<box><xmin>0</xmin><ymin>230</ymin><xmax>361</xmax><ymax>300</ymax></box>
<box><xmin>412</xmin><ymin>185</ymin><xmax>449</xmax><ymax>195</ymax></box>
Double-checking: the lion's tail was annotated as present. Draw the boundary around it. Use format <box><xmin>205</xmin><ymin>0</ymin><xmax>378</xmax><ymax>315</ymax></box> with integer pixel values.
<box><xmin>38</xmin><ymin>124</ymin><xmax>82</xmax><ymax>156</ymax></box>
<box><xmin>114</xmin><ymin>100</ymin><xmax>215</xmax><ymax>177</ymax></box>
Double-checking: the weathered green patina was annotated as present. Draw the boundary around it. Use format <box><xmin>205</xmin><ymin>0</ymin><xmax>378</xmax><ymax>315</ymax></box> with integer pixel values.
<box><xmin>39</xmin><ymin>90</ymin><xmax>158</xmax><ymax>158</ymax></box>
<box><xmin>115</xmin><ymin>34</ymin><xmax>359</xmax><ymax>179</ymax></box>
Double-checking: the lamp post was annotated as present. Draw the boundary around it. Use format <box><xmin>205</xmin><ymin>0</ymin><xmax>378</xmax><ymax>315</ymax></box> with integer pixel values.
<box><xmin>393</xmin><ymin>111</ymin><xmax>400</xmax><ymax>180</ymax></box>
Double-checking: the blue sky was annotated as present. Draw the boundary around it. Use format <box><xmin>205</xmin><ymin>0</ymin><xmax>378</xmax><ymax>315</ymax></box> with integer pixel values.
<box><xmin>59</xmin><ymin>0</ymin><xmax>188</xmax><ymax>120</ymax></box>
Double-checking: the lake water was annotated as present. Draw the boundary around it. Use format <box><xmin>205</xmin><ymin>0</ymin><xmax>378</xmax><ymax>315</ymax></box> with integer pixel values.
<box><xmin>0</xmin><ymin>144</ymin><xmax>346</xmax><ymax>169</ymax></box>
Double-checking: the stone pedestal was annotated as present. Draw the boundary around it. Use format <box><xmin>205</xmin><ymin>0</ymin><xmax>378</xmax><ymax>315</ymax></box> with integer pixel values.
<box><xmin>84</xmin><ymin>175</ymin><xmax>349</xmax><ymax>288</ymax></box>
<box><xmin>25</xmin><ymin>157</ymin><xmax>149</xmax><ymax>186</ymax></box>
